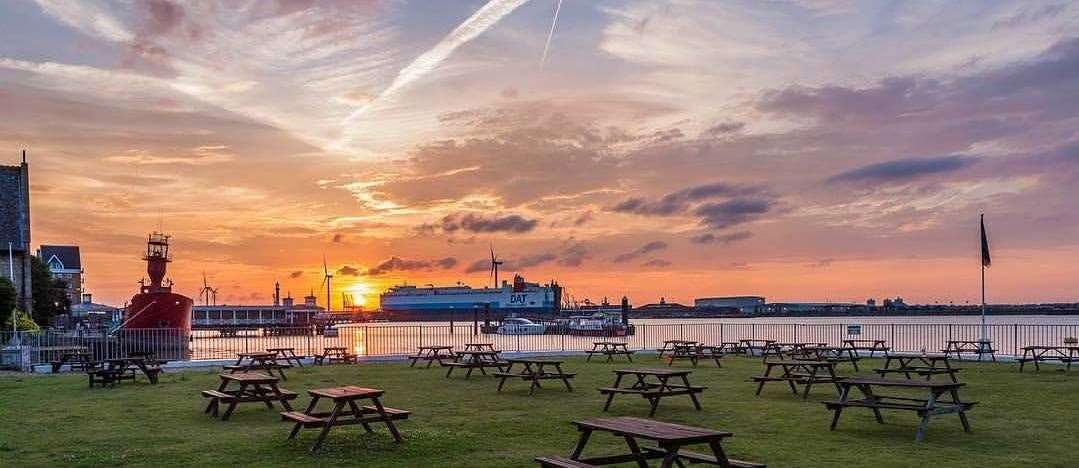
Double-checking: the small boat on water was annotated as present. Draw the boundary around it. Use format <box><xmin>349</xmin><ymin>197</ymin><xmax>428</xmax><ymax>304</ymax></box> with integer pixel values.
<box><xmin>497</xmin><ymin>317</ymin><xmax>547</xmax><ymax>335</ymax></box>
<box><xmin>563</xmin><ymin>313</ymin><xmax>628</xmax><ymax>336</ymax></box>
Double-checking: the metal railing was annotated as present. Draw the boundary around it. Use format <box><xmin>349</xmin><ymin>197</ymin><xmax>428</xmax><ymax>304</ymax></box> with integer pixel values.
<box><xmin>3</xmin><ymin>322</ymin><xmax>1078</xmax><ymax>371</ymax></box>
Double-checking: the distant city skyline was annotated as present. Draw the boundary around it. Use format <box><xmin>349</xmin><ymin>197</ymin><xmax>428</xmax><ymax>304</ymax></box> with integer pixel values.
<box><xmin>2</xmin><ymin>1</ymin><xmax>1078</xmax><ymax>308</ymax></box>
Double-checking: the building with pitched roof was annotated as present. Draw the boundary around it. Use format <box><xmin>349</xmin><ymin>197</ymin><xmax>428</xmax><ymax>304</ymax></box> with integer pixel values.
<box><xmin>37</xmin><ymin>245</ymin><xmax>83</xmax><ymax>305</ymax></box>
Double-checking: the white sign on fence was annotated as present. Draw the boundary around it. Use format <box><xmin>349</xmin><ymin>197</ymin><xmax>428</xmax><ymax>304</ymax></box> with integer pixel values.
<box><xmin>847</xmin><ymin>324</ymin><xmax>862</xmax><ymax>335</ymax></box>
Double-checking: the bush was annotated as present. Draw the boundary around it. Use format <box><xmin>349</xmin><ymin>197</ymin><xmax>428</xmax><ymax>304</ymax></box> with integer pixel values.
<box><xmin>9</xmin><ymin>309</ymin><xmax>38</xmax><ymax>331</ymax></box>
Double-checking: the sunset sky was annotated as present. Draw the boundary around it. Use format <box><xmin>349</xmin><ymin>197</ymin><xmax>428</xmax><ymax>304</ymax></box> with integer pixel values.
<box><xmin>2</xmin><ymin>0</ymin><xmax>1078</xmax><ymax>309</ymax></box>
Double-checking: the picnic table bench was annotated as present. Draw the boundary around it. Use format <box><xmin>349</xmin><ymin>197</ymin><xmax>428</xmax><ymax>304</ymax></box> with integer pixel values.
<box><xmin>942</xmin><ymin>340</ymin><xmax>997</xmax><ymax>361</ymax></box>
<box><xmin>444</xmin><ymin>350</ymin><xmax>508</xmax><ymax>378</ymax></box>
<box><xmin>657</xmin><ymin>340</ymin><xmax>698</xmax><ymax>357</ymax></box>
<box><xmin>313</xmin><ymin>347</ymin><xmax>356</xmax><ymax>365</ymax></box>
<box><xmin>752</xmin><ymin>360</ymin><xmax>843</xmax><ymax>400</ymax></box>
<box><xmin>586</xmin><ymin>342</ymin><xmax>635</xmax><ymax>362</ymax></box>
<box><xmin>665</xmin><ymin>343</ymin><xmax>723</xmax><ymax>368</ymax></box>
<box><xmin>202</xmin><ymin>372</ymin><xmax>296</xmax><ymax>420</ymax></box>
<box><xmin>281</xmin><ymin>385</ymin><xmax>409</xmax><ymax>452</ymax></box>
<box><xmin>225</xmin><ymin>351</ymin><xmax>290</xmax><ymax>380</ymax></box>
<box><xmin>875</xmin><ymin>354</ymin><xmax>961</xmax><ymax>382</ymax></box>
<box><xmin>536</xmin><ymin>416</ymin><xmax>765</xmax><ymax>468</ymax></box>
<box><xmin>842</xmin><ymin>339</ymin><xmax>890</xmax><ymax>358</ymax></box>
<box><xmin>494</xmin><ymin>358</ymin><xmax>576</xmax><ymax>395</ymax></box>
<box><xmin>599</xmin><ymin>368</ymin><xmax>705</xmax><ymax>417</ymax></box>
<box><xmin>408</xmin><ymin>345</ymin><xmax>456</xmax><ymax>368</ymax></box>
<box><xmin>266</xmin><ymin>347</ymin><xmax>305</xmax><ymax>368</ymax></box>
<box><xmin>1018</xmin><ymin>346</ymin><xmax>1079</xmax><ymax>372</ymax></box>
<box><xmin>51</xmin><ymin>350</ymin><xmax>94</xmax><ymax>373</ymax></box>
<box><xmin>824</xmin><ymin>377</ymin><xmax>976</xmax><ymax>442</ymax></box>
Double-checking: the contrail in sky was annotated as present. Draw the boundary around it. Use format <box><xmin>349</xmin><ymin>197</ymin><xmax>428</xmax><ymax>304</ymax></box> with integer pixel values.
<box><xmin>540</xmin><ymin>0</ymin><xmax>563</xmax><ymax>68</ymax></box>
<box><xmin>341</xmin><ymin>0</ymin><xmax>530</xmax><ymax>129</ymax></box>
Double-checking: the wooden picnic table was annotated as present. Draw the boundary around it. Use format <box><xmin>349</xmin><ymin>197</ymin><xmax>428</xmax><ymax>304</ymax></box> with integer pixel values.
<box><xmin>535</xmin><ymin>416</ymin><xmax>764</xmax><ymax>468</ymax></box>
<box><xmin>314</xmin><ymin>347</ymin><xmax>356</xmax><ymax>365</ymax></box>
<box><xmin>225</xmin><ymin>351</ymin><xmax>290</xmax><ymax>380</ymax></box>
<box><xmin>752</xmin><ymin>360</ymin><xmax>843</xmax><ymax>400</ymax></box>
<box><xmin>717</xmin><ymin>342</ymin><xmax>746</xmax><ymax>355</ymax></box>
<box><xmin>875</xmin><ymin>354</ymin><xmax>961</xmax><ymax>382</ymax></box>
<box><xmin>494</xmin><ymin>358</ymin><xmax>576</xmax><ymax>395</ymax></box>
<box><xmin>657</xmin><ymin>340</ymin><xmax>698</xmax><ymax>357</ymax></box>
<box><xmin>774</xmin><ymin>342</ymin><xmax>826</xmax><ymax>353</ymax></box>
<box><xmin>942</xmin><ymin>340</ymin><xmax>997</xmax><ymax>361</ymax></box>
<box><xmin>281</xmin><ymin>386</ymin><xmax>410</xmax><ymax>452</ymax></box>
<box><xmin>464</xmin><ymin>343</ymin><xmax>497</xmax><ymax>352</ymax></box>
<box><xmin>1018</xmin><ymin>346</ymin><xmax>1079</xmax><ymax>372</ymax></box>
<box><xmin>824</xmin><ymin>377</ymin><xmax>976</xmax><ymax>442</ymax></box>
<box><xmin>88</xmin><ymin>357</ymin><xmax>163</xmax><ymax>387</ymax></box>
<box><xmin>791</xmin><ymin>346</ymin><xmax>862</xmax><ymax>371</ymax></box>
<box><xmin>842</xmin><ymin>339</ymin><xmax>890</xmax><ymax>358</ymax></box>
<box><xmin>266</xmin><ymin>347</ymin><xmax>305</xmax><ymax>368</ymax></box>
<box><xmin>738</xmin><ymin>339</ymin><xmax>779</xmax><ymax>358</ymax></box>
<box><xmin>51</xmin><ymin>350</ymin><xmax>94</xmax><ymax>373</ymax></box>
<box><xmin>586</xmin><ymin>342</ymin><xmax>635</xmax><ymax>362</ymax></box>
<box><xmin>665</xmin><ymin>343</ymin><xmax>723</xmax><ymax>368</ymax></box>
<box><xmin>408</xmin><ymin>345</ymin><xmax>456</xmax><ymax>368</ymax></box>
<box><xmin>444</xmin><ymin>350</ymin><xmax>508</xmax><ymax>379</ymax></box>
<box><xmin>599</xmin><ymin>369</ymin><xmax>705</xmax><ymax>417</ymax></box>
<box><xmin>201</xmin><ymin>372</ymin><xmax>297</xmax><ymax>421</ymax></box>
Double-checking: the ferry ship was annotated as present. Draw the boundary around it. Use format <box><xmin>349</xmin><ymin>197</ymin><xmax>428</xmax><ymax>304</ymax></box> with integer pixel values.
<box><xmin>379</xmin><ymin>274</ymin><xmax>562</xmax><ymax>322</ymax></box>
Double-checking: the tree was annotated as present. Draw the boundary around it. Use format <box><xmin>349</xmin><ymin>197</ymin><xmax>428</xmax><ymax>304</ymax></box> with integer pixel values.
<box><xmin>0</xmin><ymin>277</ymin><xmax>15</xmax><ymax>329</ymax></box>
<box><xmin>30</xmin><ymin>256</ymin><xmax>70</xmax><ymax>326</ymax></box>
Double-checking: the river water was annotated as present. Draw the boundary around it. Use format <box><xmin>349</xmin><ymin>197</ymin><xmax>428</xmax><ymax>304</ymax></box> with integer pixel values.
<box><xmin>189</xmin><ymin>315</ymin><xmax>1079</xmax><ymax>360</ymax></box>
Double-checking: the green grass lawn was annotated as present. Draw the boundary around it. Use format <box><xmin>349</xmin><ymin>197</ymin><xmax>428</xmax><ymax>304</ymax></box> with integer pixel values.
<box><xmin>1</xmin><ymin>355</ymin><xmax>1076</xmax><ymax>467</ymax></box>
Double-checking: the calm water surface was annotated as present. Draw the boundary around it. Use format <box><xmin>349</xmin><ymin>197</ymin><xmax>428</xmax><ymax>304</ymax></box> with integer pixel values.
<box><xmin>189</xmin><ymin>315</ymin><xmax>1079</xmax><ymax>360</ymax></box>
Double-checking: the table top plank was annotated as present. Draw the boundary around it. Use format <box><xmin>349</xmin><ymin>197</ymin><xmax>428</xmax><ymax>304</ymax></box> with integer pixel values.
<box><xmin>613</xmin><ymin>368</ymin><xmax>692</xmax><ymax>377</ymax></box>
<box><xmin>308</xmin><ymin>386</ymin><xmax>384</xmax><ymax>400</ymax></box>
<box><xmin>505</xmin><ymin>358</ymin><xmax>564</xmax><ymax>364</ymax></box>
<box><xmin>573</xmin><ymin>417</ymin><xmax>730</xmax><ymax>443</ymax></box>
<box><xmin>841</xmin><ymin>377</ymin><xmax>964</xmax><ymax>389</ymax></box>
<box><xmin>220</xmin><ymin>372</ymin><xmax>278</xmax><ymax>384</ymax></box>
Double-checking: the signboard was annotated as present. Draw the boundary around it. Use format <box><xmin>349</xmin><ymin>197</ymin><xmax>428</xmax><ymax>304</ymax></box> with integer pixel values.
<box><xmin>847</xmin><ymin>324</ymin><xmax>862</xmax><ymax>336</ymax></box>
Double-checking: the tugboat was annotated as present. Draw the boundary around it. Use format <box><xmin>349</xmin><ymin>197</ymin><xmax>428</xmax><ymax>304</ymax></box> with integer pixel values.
<box><xmin>121</xmin><ymin>232</ymin><xmax>194</xmax><ymax>330</ymax></box>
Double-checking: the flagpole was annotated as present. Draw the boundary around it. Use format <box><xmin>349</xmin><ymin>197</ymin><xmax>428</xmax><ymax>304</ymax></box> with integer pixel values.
<box><xmin>979</xmin><ymin>213</ymin><xmax>987</xmax><ymax>345</ymax></box>
<box><xmin>980</xmin><ymin>247</ymin><xmax>986</xmax><ymax>342</ymax></box>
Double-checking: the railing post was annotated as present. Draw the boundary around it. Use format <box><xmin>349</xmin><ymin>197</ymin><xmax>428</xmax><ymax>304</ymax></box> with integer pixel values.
<box><xmin>793</xmin><ymin>324</ymin><xmax>799</xmax><ymax>342</ymax></box>
<box><xmin>1013</xmin><ymin>324</ymin><xmax>1019</xmax><ymax>357</ymax></box>
<box><xmin>679</xmin><ymin>324</ymin><xmax>684</xmax><ymax>340</ymax></box>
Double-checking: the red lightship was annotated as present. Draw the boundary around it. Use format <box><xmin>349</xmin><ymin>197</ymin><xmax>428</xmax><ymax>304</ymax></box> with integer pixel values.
<box><xmin>122</xmin><ymin>232</ymin><xmax>194</xmax><ymax>330</ymax></box>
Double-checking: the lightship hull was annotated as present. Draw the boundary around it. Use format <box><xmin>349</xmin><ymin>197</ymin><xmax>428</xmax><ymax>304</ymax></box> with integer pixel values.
<box><xmin>124</xmin><ymin>291</ymin><xmax>194</xmax><ymax>329</ymax></box>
